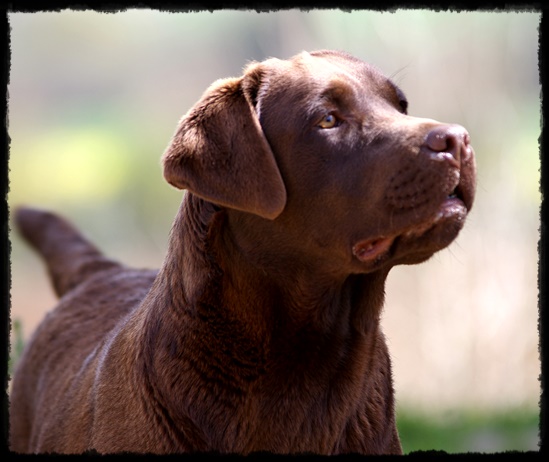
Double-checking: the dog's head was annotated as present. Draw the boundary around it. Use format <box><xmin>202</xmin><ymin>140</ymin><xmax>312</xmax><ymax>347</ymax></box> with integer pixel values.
<box><xmin>163</xmin><ymin>50</ymin><xmax>476</xmax><ymax>275</ymax></box>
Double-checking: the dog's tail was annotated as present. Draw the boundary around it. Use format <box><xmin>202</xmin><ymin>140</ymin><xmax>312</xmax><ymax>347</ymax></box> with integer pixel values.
<box><xmin>14</xmin><ymin>207</ymin><xmax>121</xmax><ymax>298</ymax></box>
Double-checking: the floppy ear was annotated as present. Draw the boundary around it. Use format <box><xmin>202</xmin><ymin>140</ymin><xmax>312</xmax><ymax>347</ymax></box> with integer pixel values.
<box><xmin>162</xmin><ymin>66</ymin><xmax>287</xmax><ymax>220</ymax></box>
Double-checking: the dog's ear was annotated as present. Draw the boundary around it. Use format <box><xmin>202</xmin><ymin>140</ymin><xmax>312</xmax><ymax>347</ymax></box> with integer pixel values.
<box><xmin>162</xmin><ymin>66</ymin><xmax>287</xmax><ymax>220</ymax></box>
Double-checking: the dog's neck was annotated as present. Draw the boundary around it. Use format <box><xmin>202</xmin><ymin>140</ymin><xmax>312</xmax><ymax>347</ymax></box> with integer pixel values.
<box><xmin>160</xmin><ymin>193</ymin><xmax>389</xmax><ymax>335</ymax></box>
<box><xmin>142</xmin><ymin>194</ymin><xmax>396</xmax><ymax>451</ymax></box>
<box><xmin>147</xmin><ymin>194</ymin><xmax>394</xmax><ymax>383</ymax></box>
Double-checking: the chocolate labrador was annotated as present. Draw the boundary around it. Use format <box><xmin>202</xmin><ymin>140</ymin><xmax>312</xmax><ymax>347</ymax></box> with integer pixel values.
<box><xmin>10</xmin><ymin>50</ymin><xmax>476</xmax><ymax>454</ymax></box>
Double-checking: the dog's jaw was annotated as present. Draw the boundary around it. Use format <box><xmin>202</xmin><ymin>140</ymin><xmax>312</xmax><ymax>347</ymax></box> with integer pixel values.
<box><xmin>350</xmin><ymin>124</ymin><xmax>476</xmax><ymax>270</ymax></box>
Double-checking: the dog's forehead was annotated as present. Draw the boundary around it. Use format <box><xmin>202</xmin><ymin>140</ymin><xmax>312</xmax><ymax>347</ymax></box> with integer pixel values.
<box><xmin>246</xmin><ymin>51</ymin><xmax>403</xmax><ymax>120</ymax></box>
<box><xmin>259</xmin><ymin>51</ymin><xmax>391</xmax><ymax>96</ymax></box>
<box><xmin>298</xmin><ymin>51</ymin><xmax>387</xmax><ymax>86</ymax></box>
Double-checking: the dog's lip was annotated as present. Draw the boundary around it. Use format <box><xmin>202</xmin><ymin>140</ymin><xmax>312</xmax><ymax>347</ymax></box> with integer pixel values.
<box><xmin>454</xmin><ymin>176</ymin><xmax>474</xmax><ymax>212</ymax></box>
<box><xmin>352</xmin><ymin>235</ymin><xmax>395</xmax><ymax>262</ymax></box>
<box><xmin>401</xmin><ymin>195</ymin><xmax>467</xmax><ymax>240</ymax></box>
<box><xmin>444</xmin><ymin>164</ymin><xmax>475</xmax><ymax>213</ymax></box>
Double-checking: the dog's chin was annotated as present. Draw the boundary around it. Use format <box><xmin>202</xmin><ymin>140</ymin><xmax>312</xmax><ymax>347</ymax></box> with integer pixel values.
<box><xmin>390</xmin><ymin>197</ymin><xmax>468</xmax><ymax>265</ymax></box>
<box><xmin>352</xmin><ymin>197</ymin><xmax>469</xmax><ymax>271</ymax></box>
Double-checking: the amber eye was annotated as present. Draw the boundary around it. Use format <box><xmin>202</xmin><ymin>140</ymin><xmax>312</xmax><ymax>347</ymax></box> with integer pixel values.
<box><xmin>318</xmin><ymin>113</ymin><xmax>338</xmax><ymax>129</ymax></box>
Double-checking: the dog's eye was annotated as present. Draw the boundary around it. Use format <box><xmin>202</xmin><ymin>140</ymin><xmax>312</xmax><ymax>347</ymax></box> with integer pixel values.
<box><xmin>318</xmin><ymin>113</ymin><xmax>339</xmax><ymax>129</ymax></box>
<box><xmin>399</xmin><ymin>99</ymin><xmax>408</xmax><ymax>114</ymax></box>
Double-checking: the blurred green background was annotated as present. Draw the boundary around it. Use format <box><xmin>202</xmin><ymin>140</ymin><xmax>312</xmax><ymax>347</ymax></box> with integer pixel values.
<box><xmin>8</xmin><ymin>10</ymin><xmax>540</xmax><ymax>454</ymax></box>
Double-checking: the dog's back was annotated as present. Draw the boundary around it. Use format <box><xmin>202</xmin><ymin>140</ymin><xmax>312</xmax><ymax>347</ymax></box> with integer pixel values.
<box><xmin>10</xmin><ymin>208</ymin><xmax>157</xmax><ymax>452</ymax></box>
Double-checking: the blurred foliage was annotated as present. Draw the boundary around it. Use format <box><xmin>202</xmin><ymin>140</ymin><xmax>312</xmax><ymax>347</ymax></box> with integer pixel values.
<box><xmin>11</xmin><ymin>128</ymin><xmax>131</xmax><ymax>203</ymax></box>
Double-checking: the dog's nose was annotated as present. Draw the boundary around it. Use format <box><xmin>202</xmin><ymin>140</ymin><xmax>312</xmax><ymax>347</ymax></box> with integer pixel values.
<box><xmin>424</xmin><ymin>124</ymin><xmax>470</xmax><ymax>166</ymax></box>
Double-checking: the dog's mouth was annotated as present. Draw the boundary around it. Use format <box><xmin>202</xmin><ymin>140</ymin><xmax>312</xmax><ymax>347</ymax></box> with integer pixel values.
<box><xmin>352</xmin><ymin>178</ymin><xmax>472</xmax><ymax>265</ymax></box>
<box><xmin>352</xmin><ymin>235</ymin><xmax>395</xmax><ymax>263</ymax></box>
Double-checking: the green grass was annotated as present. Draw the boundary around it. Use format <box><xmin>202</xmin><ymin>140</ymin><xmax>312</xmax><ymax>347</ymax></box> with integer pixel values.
<box><xmin>397</xmin><ymin>407</ymin><xmax>540</xmax><ymax>454</ymax></box>
<box><xmin>8</xmin><ymin>318</ymin><xmax>25</xmax><ymax>378</ymax></box>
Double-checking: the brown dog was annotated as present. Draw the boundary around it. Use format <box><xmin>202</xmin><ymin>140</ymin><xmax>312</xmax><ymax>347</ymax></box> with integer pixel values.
<box><xmin>10</xmin><ymin>50</ymin><xmax>476</xmax><ymax>454</ymax></box>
